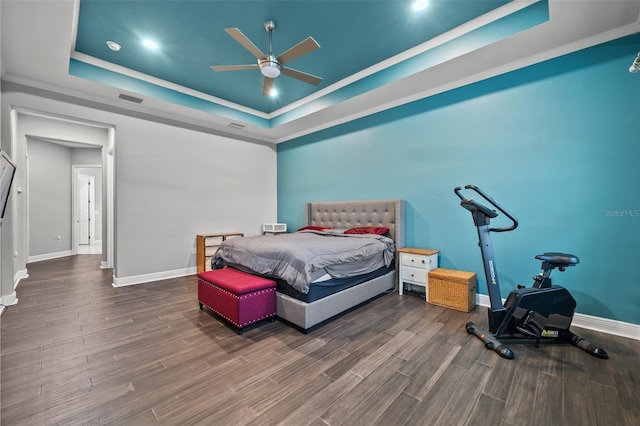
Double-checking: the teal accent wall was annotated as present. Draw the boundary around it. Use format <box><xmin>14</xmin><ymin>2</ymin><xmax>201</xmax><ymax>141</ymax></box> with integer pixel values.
<box><xmin>277</xmin><ymin>34</ymin><xmax>640</xmax><ymax>325</ymax></box>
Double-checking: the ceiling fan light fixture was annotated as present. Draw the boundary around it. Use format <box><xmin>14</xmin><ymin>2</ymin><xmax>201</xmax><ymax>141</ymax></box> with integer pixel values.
<box><xmin>259</xmin><ymin>55</ymin><xmax>282</xmax><ymax>78</ymax></box>
<box><xmin>261</xmin><ymin>65</ymin><xmax>281</xmax><ymax>78</ymax></box>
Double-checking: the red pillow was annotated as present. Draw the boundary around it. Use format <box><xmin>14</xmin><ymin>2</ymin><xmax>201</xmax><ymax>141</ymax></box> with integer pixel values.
<box><xmin>297</xmin><ymin>225</ymin><xmax>332</xmax><ymax>232</ymax></box>
<box><xmin>344</xmin><ymin>226</ymin><xmax>390</xmax><ymax>236</ymax></box>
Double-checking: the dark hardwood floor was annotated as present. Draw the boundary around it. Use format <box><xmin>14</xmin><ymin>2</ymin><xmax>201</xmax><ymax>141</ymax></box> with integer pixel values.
<box><xmin>1</xmin><ymin>255</ymin><xmax>639</xmax><ymax>425</ymax></box>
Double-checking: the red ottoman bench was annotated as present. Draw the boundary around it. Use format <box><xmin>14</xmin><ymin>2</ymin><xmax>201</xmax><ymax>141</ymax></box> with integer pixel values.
<box><xmin>197</xmin><ymin>268</ymin><xmax>276</xmax><ymax>334</ymax></box>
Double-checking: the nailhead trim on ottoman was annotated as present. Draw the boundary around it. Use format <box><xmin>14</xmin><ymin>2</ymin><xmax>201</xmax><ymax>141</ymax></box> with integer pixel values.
<box><xmin>197</xmin><ymin>268</ymin><xmax>276</xmax><ymax>334</ymax></box>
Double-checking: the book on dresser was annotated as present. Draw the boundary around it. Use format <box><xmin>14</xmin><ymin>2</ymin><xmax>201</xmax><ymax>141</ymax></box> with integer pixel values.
<box><xmin>196</xmin><ymin>232</ymin><xmax>243</xmax><ymax>273</ymax></box>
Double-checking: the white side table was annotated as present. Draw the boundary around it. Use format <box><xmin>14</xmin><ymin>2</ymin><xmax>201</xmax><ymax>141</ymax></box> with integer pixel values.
<box><xmin>263</xmin><ymin>223</ymin><xmax>287</xmax><ymax>235</ymax></box>
<box><xmin>397</xmin><ymin>248</ymin><xmax>439</xmax><ymax>298</ymax></box>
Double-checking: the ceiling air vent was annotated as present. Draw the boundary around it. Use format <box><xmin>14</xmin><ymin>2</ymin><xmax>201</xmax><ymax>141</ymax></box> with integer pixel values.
<box><xmin>118</xmin><ymin>93</ymin><xmax>144</xmax><ymax>104</ymax></box>
<box><xmin>228</xmin><ymin>122</ymin><xmax>245</xmax><ymax>130</ymax></box>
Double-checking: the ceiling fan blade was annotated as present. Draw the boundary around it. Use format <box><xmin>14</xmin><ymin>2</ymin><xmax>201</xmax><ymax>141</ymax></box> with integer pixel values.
<box><xmin>210</xmin><ymin>64</ymin><xmax>258</xmax><ymax>72</ymax></box>
<box><xmin>281</xmin><ymin>67</ymin><xmax>323</xmax><ymax>86</ymax></box>
<box><xmin>224</xmin><ymin>28</ymin><xmax>266</xmax><ymax>60</ymax></box>
<box><xmin>262</xmin><ymin>77</ymin><xmax>274</xmax><ymax>95</ymax></box>
<box><xmin>277</xmin><ymin>37</ymin><xmax>320</xmax><ymax>65</ymax></box>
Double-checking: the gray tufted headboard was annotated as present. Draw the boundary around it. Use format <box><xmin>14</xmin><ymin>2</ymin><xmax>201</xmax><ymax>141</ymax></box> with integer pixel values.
<box><xmin>306</xmin><ymin>199</ymin><xmax>405</xmax><ymax>249</ymax></box>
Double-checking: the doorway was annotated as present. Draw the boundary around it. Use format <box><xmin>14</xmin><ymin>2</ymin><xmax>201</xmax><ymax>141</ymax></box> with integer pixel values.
<box><xmin>74</xmin><ymin>167</ymin><xmax>102</xmax><ymax>255</ymax></box>
<box><xmin>13</xmin><ymin>108</ymin><xmax>115</xmax><ymax>275</ymax></box>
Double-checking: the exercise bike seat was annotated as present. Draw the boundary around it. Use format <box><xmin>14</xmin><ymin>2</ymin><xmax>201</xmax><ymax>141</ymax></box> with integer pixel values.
<box><xmin>535</xmin><ymin>252</ymin><xmax>579</xmax><ymax>267</ymax></box>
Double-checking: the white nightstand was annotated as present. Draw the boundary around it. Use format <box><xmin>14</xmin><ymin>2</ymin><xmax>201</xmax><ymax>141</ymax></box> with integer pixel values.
<box><xmin>397</xmin><ymin>248</ymin><xmax>439</xmax><ymax>298</ymax></box>
<box><xmin>263</xmin><ymin>223</ymin><xmax>287</xmax><ymax>235</ymax></box>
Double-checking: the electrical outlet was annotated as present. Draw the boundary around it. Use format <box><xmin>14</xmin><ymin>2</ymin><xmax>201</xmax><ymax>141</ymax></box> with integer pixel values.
<box><xmin>56</xmin><ymin>235</ymin><xmax>62</xmax><ymax>243</ymax></box>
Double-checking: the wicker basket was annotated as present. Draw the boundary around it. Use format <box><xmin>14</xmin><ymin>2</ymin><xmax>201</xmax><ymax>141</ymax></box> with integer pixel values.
<box><xmin>428</xmin><ymin>268</ymin><xmax>477</xmax><ymax>312</ymax></box>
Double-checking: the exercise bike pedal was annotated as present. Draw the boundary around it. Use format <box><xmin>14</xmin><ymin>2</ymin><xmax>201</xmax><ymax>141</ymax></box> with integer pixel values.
<box><xmin>515</xmin><ymin>324</ymin><xmax>541</xmax><ymax>339</ymax></box>
<box><xmin>518</xmin><ymin>310</ymin><xmax>545</xmax><ymax>335</ymax></box>
<box><xmin>515</xmin><ymin>323</ymin><xmax>543</xmax><ymax>348</ymax></box>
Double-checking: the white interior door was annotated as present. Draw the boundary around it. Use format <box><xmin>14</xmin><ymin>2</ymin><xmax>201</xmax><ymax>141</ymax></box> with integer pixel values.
<box><xmin>77</xmin><ymin>174</ymin><xmax>95</xmax><ymax>245</ymax></box>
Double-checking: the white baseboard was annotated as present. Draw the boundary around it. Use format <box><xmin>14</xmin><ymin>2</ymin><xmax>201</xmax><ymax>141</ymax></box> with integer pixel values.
<box><xmin>28</xmin><ymin>250</ymin><xmax>73</xmax><ymax>263</ymax></box>
<box><xmin>476</xmin><ymin>294</ymin><xmax>639</xmax><ymax>341</ymax></box>
<box><xmin>0</xmin><ymin>291</ymin><xmax>18</xmax><ymax>306</ymax></box>
<box><xmin>14</xmin><ymin>269</ymin><xmax>28</xmax><ymax>290</ymax></box>
<box><xmin>572</xmin><ymin>313</ymin><xmax>640</xmax><ymax>341</ymax></box>
<box><xmin>112</xmin><ymin>266</ymin><xmax>197</xmax><ymax>287</ymax></box>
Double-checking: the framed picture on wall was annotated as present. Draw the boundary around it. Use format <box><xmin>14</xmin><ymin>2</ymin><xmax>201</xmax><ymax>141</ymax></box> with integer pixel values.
<box><xmin>0</xmin><ymin>149</ymin><xmax>17</xmax><ymax>220</ymax></box>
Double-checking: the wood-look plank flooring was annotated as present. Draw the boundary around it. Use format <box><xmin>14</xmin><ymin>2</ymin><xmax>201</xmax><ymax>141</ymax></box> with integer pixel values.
<box><xmin>2</xmin><ymin>255</ymin><xmax>639</xmax><ymax>425</ymax></box>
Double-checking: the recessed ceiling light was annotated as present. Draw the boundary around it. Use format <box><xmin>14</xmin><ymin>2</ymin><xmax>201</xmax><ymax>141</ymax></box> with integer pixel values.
<box><xmin>412</xmin><ymin>0</ymin><xmax>429</xmax><ymax>11</ymax></box>
<box><xmin>106</xmin><ymin>40</ymin><xmax>121</xmax><ymax>51</ymax></box>
<box><xmin>142</xmin><ymin>39</ymin><xmax>159</xmax><ymax>50</ymax></box>
<box><xmin>269</xmin><ymin>88</ymin><xmax>279</xmax><ymax>97</ymax></box>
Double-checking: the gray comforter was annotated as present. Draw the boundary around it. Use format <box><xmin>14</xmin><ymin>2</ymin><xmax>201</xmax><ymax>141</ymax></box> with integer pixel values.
<box><xmin>212</xmin><ymin>230</ymin><xmax>395</xmax><ymax>294</ymax></box>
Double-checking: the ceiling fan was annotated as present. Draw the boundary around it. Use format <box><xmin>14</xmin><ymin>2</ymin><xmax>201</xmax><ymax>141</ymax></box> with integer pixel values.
<box><xmin>211</xmin><ymin>20</ymin><xmax>322</xmax><ymax>95</ymax></box>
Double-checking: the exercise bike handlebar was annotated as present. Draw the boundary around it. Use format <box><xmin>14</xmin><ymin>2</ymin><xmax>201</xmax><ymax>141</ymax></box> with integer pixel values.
<box><xmin>454</xmin><ymin>185</ymin><xmax>519</xmax><ymax>232</ymax></box>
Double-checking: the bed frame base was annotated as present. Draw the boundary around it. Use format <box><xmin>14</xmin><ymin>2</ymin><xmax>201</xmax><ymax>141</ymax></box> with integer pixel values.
<box><xmin>275</xmin><ymin>270</ymin><xmax>396</xmax><ymax>333</ymax></box>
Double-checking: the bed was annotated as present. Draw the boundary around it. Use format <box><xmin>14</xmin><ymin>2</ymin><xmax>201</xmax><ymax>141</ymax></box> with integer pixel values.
<box><xmin>213</xmin><ymin>199</ymin><xmax>405</xmax><ymax>333</ymax></box>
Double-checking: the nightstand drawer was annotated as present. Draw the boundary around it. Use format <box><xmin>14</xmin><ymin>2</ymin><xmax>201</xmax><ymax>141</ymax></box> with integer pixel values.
<box><xmin>400</xmin><ymin>266</ymin><xmax>428</xmax><ymax>284</ymax></box>
<box><xmin>205</xmin><ymin>246</ymin><xmax>219</xmax><ymax>256</ymax></box>
<box><xmin>205</xmin><ymin>236</ymin><xmax>224</xmax><ymax>246</ymax></box>
<box><xmin>400</xmin><ymin>253</ymin><xmax>436</xmax><ymax>269</ymax></box>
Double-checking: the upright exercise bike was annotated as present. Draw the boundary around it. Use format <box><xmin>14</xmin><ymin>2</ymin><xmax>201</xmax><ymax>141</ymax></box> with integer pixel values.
<box><xmin>454</xmin><ymin>185</ymin><xmax>608</xmax><ymax>360</ymax></box>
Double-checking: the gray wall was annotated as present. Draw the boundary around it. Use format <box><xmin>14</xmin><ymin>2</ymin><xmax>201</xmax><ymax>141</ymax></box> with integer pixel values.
<box><xmin>72</xmin><ymin>148</ymin><xmax>102</xmax><ymax>164</ymax></box>
<box><xmin>27</xmin><ymin>139</ymin><xmax>72</xmax><ymax>257</ymax></box>
<box><xmin>1</xmin><ymin>88</ymin><xmax>277</xmax><ymax>290</ymax></box>
<box><xmin>27</xmin><ymin>140</ymin><xmax>103</xmax><ymax>258</ymax></box>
